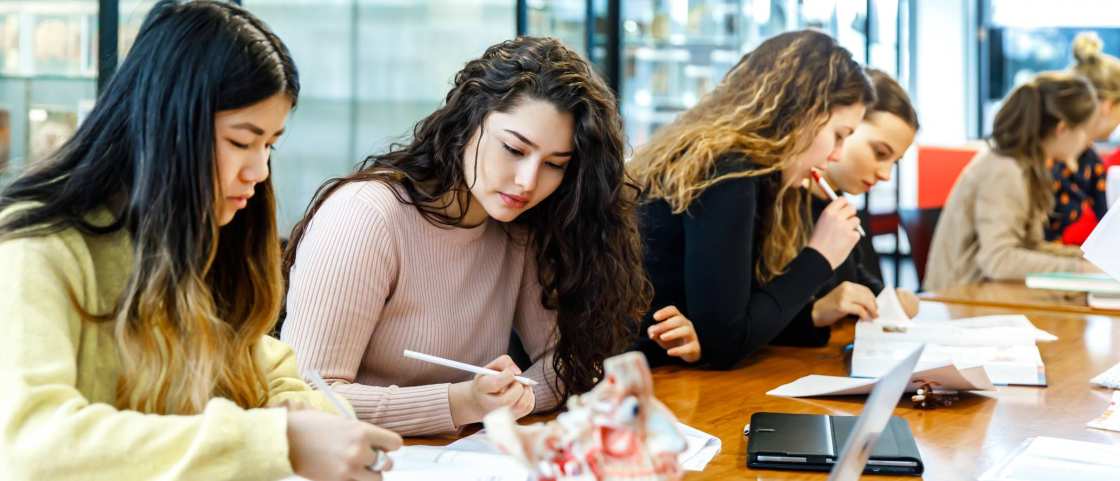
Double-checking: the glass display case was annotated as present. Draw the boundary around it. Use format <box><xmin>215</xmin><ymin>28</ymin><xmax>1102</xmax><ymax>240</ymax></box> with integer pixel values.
<box><xmin>519</xmin><ymin>0</ymin><xmax>901</xmax><ymax>149</ymax></box>
<box><xmin>245</xmin><ymin>0</ymin><xmax>517</xmax><ymax>232</ymax></box>
<box><xmin>619</xmin><ymin>0</ymin><xmax>741</xmax><ymax>146</ymax></box>
<box><xmin>0</xmin><ymin>1</ymin><xmax>99</xmax><ymax>183</ymax></box>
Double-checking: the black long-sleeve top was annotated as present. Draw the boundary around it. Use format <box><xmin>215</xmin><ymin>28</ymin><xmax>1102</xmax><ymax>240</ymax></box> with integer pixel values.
<box><xmin>635</xmin><ymin>157</ymin><xmax>834</xmax><ymax>369</ymax></box>
<box><xmin>777</xmin><ymin>194</ymin><xmax>886</xmax><ymax>347</ymax></box>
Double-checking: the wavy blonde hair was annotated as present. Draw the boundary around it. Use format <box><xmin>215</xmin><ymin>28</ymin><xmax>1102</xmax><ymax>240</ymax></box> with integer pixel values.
<box><xmin>628</xmin><ymin>30</ymin><xmax>874</xmax><ymax>282</ymax></box>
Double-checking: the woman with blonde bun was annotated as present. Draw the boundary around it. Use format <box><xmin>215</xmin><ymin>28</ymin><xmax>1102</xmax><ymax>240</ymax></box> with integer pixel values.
<box><xmin>1046</xmin><ymin>32</ymin><xmax>1120</xmax><ymax>244</ymax></box>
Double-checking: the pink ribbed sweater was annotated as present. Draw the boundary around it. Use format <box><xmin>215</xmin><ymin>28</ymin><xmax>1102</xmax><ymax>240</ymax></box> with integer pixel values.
<box><xmin>280</xmin><ymin>181</ymin><xmax>561</xmax><ymax>436</ymax></box>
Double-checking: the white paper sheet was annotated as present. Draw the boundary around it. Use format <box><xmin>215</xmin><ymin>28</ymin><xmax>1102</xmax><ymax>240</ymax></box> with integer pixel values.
<box><xmin>872</xmin><ymin>287</ymin><xmax>913</xmax><ymax>325</ymax></box>
<box><xmin>767</xmin><ymin>363</ymin><xmax>995</xmax><ymax>397</ymax></box>
<box><xmin>673</xmin><ymin>422</ymin><xmax>722</xmax><ymax>471</ymax></box>
<box><xmin>447</xmin><ymin>422</ymin><xmax>721</xmax><ymax>472</ymax></box>
<box><xmin>851</xmin><ymin>316</ymin><xmax>1052</xmax><ymax>386</ymax></box>
<box><xmin>280</xmin><ymin>446</ymin><xmax>532</xmax><ymax>481</ymax></box>
<box><xmin>1082</xmin><ymin>199</ymin><xmax>1120</xmax><ymax>283</ymax></box>
<box><xmin>1087</xmin><ymin>391</ymin><xmax>1120</xmax><ymax>433</ymax></box>
<box><xmin>979</xmin><ymin>436</ymin><xmax>1120</xmax><ymax>481</ymax></box>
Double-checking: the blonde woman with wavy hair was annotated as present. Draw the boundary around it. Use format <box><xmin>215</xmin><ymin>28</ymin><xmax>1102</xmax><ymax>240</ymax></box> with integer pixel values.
<box><xmin>926</xmin><ymin>72</ymin><xmax>1100</xmax><ymax>291</ymax></box>
<box><xmin>629</xmin><ymin>30</ymin><xmax>875</xmax><ymax>369</ymax></box>
<box><xmin>0</xmin><ymin>2</ymin><xmax>400</xmax><ymax>480</ymax></box>
<box><xmin>1044</xmin><ymin>32</ymin><xmax>1120</xmax><ymax>245</ymax></box>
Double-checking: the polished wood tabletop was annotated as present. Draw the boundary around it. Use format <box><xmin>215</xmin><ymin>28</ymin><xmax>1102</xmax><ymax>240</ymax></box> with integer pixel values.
<box><xmin>922</xmin><ymin>280</ymin><xmax>1120</xmax><ymax>316</ymax></box>
<box><xmin>410</xmin><ymin>302</ymin><xmax>1120</xmax><ymax>480</ymax></box>
<box><xmin>656</xmin><ymin>302</ymin><xmax>1120</xmax><ymax>480</ymax></box>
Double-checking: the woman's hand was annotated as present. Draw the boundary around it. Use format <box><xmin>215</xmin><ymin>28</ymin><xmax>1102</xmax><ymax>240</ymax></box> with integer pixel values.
<box><xmin>448</xmin><ymin>355</ymin><xmax>534</xmax><ymax>427</ymax></box>
<box><xmin>811</xmin><ymin>281</ymin><xmax>879</xmax><ymax>326</ymax></box>
<box><xmin>648</xmin><ymin>305</ymin><xmax>701</xmax><ymax>363</ymax></box>
<box><xmin>808</xmin><ymin>198</ymin><xmax>862</xmax><ymax>269</ymax></box>
<box><xmin>287</xmin><ymin>410</ymin><xmax>402</xmax><ymax>481</ymax></box>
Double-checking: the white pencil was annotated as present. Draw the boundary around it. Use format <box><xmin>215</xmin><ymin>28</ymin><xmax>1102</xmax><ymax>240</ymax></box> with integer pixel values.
<box><xmin>811</xmin><ymin>170</ymin><xmax>867</xmax><ymax>237</ymax></box>
<box><xmin>403</xmin><ymin>349</ymin><xmax>539</xmax><ymax>386</ymax></box>
<box><xmin>307</xmin><ymin>370</ymin><xmax>391</xmax><ymax>472</ymax></box>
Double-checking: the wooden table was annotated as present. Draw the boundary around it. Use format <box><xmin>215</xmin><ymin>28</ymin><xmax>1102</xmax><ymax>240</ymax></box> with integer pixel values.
<box><xmin>922</xmin><ymin>281</ymin><xmax>1120</xmax><ymax>316</ymax></box>
<box><xmin>655</xmin><ymin>302</ymin><xmax>1120</xmax><ymax>480</ymax></box>
<box><xmin>409</xmin><ymin>302</ymin><xmax>1120</xmax><ymax>480</ymax></box>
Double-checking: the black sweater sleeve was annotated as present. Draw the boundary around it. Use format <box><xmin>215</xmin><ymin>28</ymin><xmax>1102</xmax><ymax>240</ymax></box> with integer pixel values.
<box><xmin>679</xmin><ymin>175</ymin><xmax>834</xmax><ymax>369</ymax></box>
<box><xmin>852</xmin><ymin>211</ymin><xmax>885</xmax><ymax>295</ymax></box>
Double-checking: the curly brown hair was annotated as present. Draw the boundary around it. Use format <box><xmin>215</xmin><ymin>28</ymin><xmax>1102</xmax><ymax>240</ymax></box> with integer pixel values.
<box><xmin>284</xmin><ymin>36</ymin><xmax>650</xmax><ymax>400</ymax></box>
<box><xmin>629</xmin><ymin>30</ymin><xmax>874</xmax><ymax>282</ymax></box>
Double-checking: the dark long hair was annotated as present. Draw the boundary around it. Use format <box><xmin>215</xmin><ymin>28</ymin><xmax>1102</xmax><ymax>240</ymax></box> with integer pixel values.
<box><xmin>284</xmin><ymin>36</ymin><xmax>650</xmax><ymax>399</ymax></box>
<box><xmin>0</xmin><ymin>0</ymin><xmax>298</xmax><ymax>415</ymax></box>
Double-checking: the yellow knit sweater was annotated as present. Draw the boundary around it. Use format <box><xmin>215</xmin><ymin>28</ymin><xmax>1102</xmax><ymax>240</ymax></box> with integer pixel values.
<box><xmin>0</xmin><ymin>206</ymin><xmax>345</xmax><ymax>480</ymax></box>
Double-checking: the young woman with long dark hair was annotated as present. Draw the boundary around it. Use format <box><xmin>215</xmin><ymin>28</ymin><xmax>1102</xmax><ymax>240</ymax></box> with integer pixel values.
<box><xmin>0</xmin><ymin>2</ymin><xmax>400</xmax><ymax>479</ymax></box>
<box><xmin>281</xmin><ymin>37</ymin><xmax>657</xmax><ymax>436</ymax></box>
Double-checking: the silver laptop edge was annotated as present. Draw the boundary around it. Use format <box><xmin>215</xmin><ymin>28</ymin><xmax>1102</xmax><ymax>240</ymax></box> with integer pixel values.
<box><xmin>826</xmin><ymin>344</ymin><xmax>926</xmax><ymax>481</ymax></box>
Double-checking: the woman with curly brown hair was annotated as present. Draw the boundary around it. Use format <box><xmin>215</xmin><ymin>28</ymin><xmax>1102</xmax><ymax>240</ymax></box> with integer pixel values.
<box><xmin>630</xmin><ymin>30</ymin><xmax>875</xmax><ymax>369</ymax></box>
<box><xmin>281</xmin><ymin>36</ymin><xmax>653</xmax><ymax>436</ymax></box>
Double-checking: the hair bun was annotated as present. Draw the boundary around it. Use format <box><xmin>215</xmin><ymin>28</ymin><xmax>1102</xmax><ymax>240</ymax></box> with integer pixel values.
<box><xmin>1073</xmin><ymin>32</ymin><xmax>1104</xmax><ymax>65</ymax></box>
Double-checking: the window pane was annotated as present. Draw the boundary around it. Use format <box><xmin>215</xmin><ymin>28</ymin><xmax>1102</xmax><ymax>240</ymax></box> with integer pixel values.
<box><xmin>120</xmin><ymin>0</ymin><xmax>155</xmax><ymax>58</ymax></box>
<box><xmin>244</xmin><ymin>0</ymin><xmax>515</xmax><ymax>233</ymax></box>
<box><xmin>0</xmin><ymin>0</ymin><xmax>97</xmax><ymax>183</ymax></box>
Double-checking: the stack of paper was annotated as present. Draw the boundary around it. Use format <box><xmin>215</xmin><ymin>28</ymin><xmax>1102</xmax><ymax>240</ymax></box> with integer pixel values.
<box><xmin>1082</xmin><ymin>201</ymin><xmax>1120</xmax><ymax>283</ymax></box>
<box><xmin>767</xmin><ymin>363</ymin><xmax>994</xmax><ymax>398</ymax></box>
<box><xmin>851</xmin><ymin>313</ymin><xmax>1056</xmax><ymax>386</ymax></box>
<box><xmin>446</xmin><ymin>421</ymin><xmax>721</xmax><ymax>472</ymax></box>
<box><xmin>979</xmin><ymin>437</ymin><xmax>1120</xmax><ymax>481</ymax></box>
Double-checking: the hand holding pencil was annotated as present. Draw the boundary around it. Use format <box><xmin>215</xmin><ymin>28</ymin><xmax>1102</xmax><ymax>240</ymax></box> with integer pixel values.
<box><xmin>439</xmin><ymin>354</ymin><xmax>536</xmax><ymax>428</ymax></box>
<box><xmin>808</xmin><ymin>169</ymin><xmax>864</xmax><ymax>269</ymax></box>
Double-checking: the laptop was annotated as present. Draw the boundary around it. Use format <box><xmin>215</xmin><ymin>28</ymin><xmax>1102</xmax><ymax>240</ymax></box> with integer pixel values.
<box><xmin>747</xmin><ymin>345</ymin><xmax>926</xmax><ymax>478</ymax></box>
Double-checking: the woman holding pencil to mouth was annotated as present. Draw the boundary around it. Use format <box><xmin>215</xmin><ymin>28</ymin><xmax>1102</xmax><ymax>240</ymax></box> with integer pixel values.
<box><xmin>628</xmin><ymin>30</ymin><xmax>874</xmax><ymax>369</ymax></box>
<box><xmin>281</xmin><ymin>37</ymin><xmax>672</xmax><ymax>436</ymax></box>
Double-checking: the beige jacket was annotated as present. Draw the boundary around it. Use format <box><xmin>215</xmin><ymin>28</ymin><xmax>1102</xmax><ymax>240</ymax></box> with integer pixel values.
<box><xmin>924</xmin><ymin>147</ymin><xmax>1087</xmax><ymax>291</ymax></box>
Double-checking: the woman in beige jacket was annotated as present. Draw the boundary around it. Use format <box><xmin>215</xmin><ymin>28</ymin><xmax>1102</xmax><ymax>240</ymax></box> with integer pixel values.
<box><xmin>925</xmin><ymin>72</ymin><xmax>1100</xmax><ymax>291</ymax></box>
